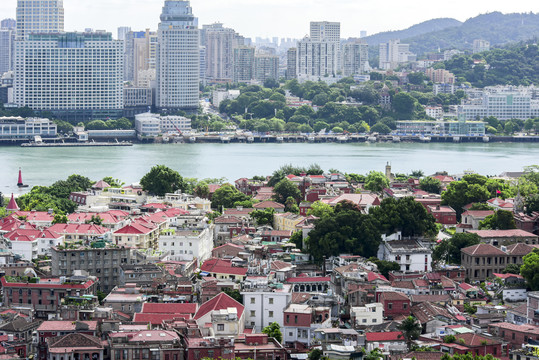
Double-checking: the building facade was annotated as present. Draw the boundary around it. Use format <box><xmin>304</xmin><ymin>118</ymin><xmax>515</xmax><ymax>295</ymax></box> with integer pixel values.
<box><xmin>13</xmin><ymin>32</ymin><xmax>123</xmax><ymax>121</ymax></box>
<box><xmin>0</xmin><ymin>116</ymin><xmax>57</xmax><ymax>139</ymax></box>
<box><xmin>341</xmin><ymin>40</ymin><xmax>368</xmax><ymax>76</ymax></box>
<box><xmin>156</xmin><ymin>0</ymin><xmax>199</xmax><ymax>111</ymax></box>
<box><xmin>15</xmin><ymin>0</ymin><xmax>64</xmax><ymax>40</ymax></box>
<box><xmin>233</xmin><ymin>46</ymin><xmax>255</xmax><ymax>83</ymax></box>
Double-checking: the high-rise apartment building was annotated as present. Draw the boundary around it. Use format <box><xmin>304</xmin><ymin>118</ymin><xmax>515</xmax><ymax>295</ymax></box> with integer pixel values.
<box><xmin>379</xmin><ymin>39</ymin><xmax>416</xmax><ymax>70</ymax></box>
<box><xmin>233</xmin><ymin>46</ymin><xmax>255</xmax><ymax>83</ymax></box>
<box><xmin>0</xmin><ymin>28</ymin><xmax>15</xmax><ymax>75</ymax></box>
<box><xmin>156</xmin><ymin>0</ymin><xmax>200</xmax><ymax>111</ymax></box>
<box><xmin>286</xmin><ymin>47</ymin><xmax>297</xmax><ymax>80</ymax></box>
<box><xmin>13</xmin><ymin>32</ymin><xmax>124</xmax><ymax>120</ymax></box>
<box><xmin>1</xmin><ymin>19</ymin><xmax>16</xmax><ymax>30</ymax></box>
<box><xmin>204</xmin><ymin>23</ymin><xmax>240</xmax><ymax>83</ymax></box>
<box><xmin>310</xmin><ymin>21</ymin><xmax>340</xmax><ymax>42</ymax></box>
<box><xmin>473</xmin><ymin>39</ymin><xmax>490</xmax><ymax>54</ymax></box>
<box><xmin>341</xmin><ymin>39</ymin><xmax>368</xmax><ymax>76</ymax></box>
<box><xmin>15</xmin><ymin>0</ymin><xmax>64</xmax><ymax>40</ymax></box>
<box><xmin>125</xmin><ymin>29</ymin><xmax>158</xmax><ymax>86</ymax></box>
<box><xmin>117</xmin><ymin>26</ymin><xmax>131</xmax><ymax>41</ymax></box>
<box><xmin>254</xmin><ymin>55</ymin><xmax>279</xmax><ymax>83</ymax></box>
<box><xmin>297</xmin><ymin>21</ymin><xmax>341</xmax><ymax>81</ymax></box>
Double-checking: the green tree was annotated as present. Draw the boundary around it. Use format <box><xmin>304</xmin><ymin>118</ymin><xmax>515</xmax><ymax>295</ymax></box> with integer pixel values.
<box><xmin>211</xmin><ymin>184</ymin><xmax>250</xmax><ymax>209</ymax></box>
<box><xmin>433</xmin><ymin>233</ymin><xmax>481</xmax><ymax>265</ymax></box>
<box><xmin>289</xmin><ymin>231</ymin><xmax>303</xmax><ymax>250</ymax></box>
<box><xmin>53</xmin><ymin>119</ymin><xmax>74</xmax><ymax>134</ymax></box>
<box><xmin>370</xmin><ymin>123</ymin><xmax>391</xmax><ymax>134</ymax></box>
<box><xmin>102</xmin><ymin>177</ymin><xmax>124</xmax><ymax>188</ymax></box>
<box><xmin>308</xmin><ymin>349</ymin><xmax>323</xmax><ymax>360</ymax></box>
<box><xmin>397</xmin><ymin>316</ymin><xmax>422</xmax><ymax>350</ymax></box>
<box><xmin>364</xmin><ymin>171</ymin><xmax>390</xmax><ymax>192</ymax></box>
<box><xmin>251</xmin><ymin>208</ymin><xmax>275</xmax><ymax>226</ymax></box>
<box><xmin>442</xmin><ymin>178</ymin><xmax>491</xmax><ymax>218</ymax></box>
<box><xmin>521</xmin><ymin>248</ymin><xmax>539</xmax><ymax>290</ymax></box>
<box><xmin>140</xmin><ymin>165</ymin><xmax>185</xmax><ymax>196</ymax></box>
<box><xmin>420</xmin><ymin>177</ymin><xmax>442</xmax><ymax>194</ymax></box>
<box><xmin>52</xmin><ymin>213</ymin><xmax>68</xmax><ymax>224</ymax></box>
<box><xmin>469</xmin><ymin>203</ymin><xmax>494</xmax><ymax>211</ymax></box>
<box><xmin>393</xmin><ymin>92</ymin><xmax>416</xmax><ymax>119</ymax></box>
<box><xmin>364</xmin><ymin>349</ymin><xmax>383</xmax><ymax>360</ymax></box>
<box><xmin>369</xmin><ymin>257</ymin><xmax>400</xmax><ymax>278</ymax></box>
<box><xmin>369</xmin><ymin>197</ymin><xmax>437</xmax><ymax>238</ymax></box>
<box><xmin>222</xmin><ymin>288</ymin><xmax>243</xmax><ymax>304</ymax></box>
<box><xmin>307</xmin><ymin>201</ymin><xmax>334</xmax><ymax>218</ymax></box>
<box><xmin>273</xmin><ymin>178</ymin><xmax>301</xmax><ymax>204</ymax></box>
<box><xmin>526</xmin><ymin>194</ymin><xmax>539</xmax><ymax>215</ymax></box>
<box><xmin>285</xmin><ymin>196</ymin><xmax>300</xmax><ymax>213</ymax></box>
<box><xmin>479</xmin><ymin>210</ymin><xmax>516</xmax><ymax>230</ymax></box>
<box><xmin>262</xmin><ymin>322</ymin><xmax>282</xmax><ymax>343</ymax></box>
<box><xmin>85</xmin><ymin>215</ymin><xmax>103</xmax><ymax>226</ymax></box>
<box><xmin>503</xmin><ymin>263</ymin><xmax>521</xmax><ymax>274</ymax></box>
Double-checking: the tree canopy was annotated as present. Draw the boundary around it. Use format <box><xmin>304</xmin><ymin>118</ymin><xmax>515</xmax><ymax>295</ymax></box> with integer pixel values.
<box><xmin>211</xmin><ymin>184</ymin><xmax>250</xmax><ymax>209</ymax></box>
<box><xmin>140</xmin><ymin>165</ymin><xmax>185</xmax><ymax>196</ymax></box>
<box><xmin>478</xmin><ymin>210</ymin><xmax>516</xmax><ymax>230</ymax></box>
<box><xmin>262</xmin><ymin>322</ymin><xmax>282</xmax><ymax>343</ymax></box>
<box><xmin>364</xmin><ymin>171</ymin><xmax>390</xmax><ymax>193</ymax></box>
<box><xmin>273</xmin><ymin>178</ymin><xmax>301</xmax><ymax>204</ymax></box>
<box><xmin>420</xmin><ymin>177</ymin><xmax>442</xmax><ymax>194</ymax></box>
<box><xmin>521</xmin><ymin>248</ymin><xmax>539</xmax><ymax>291</ymax></box>
<box><xmin>433</xmin><ymin>232</ymin><xmax>481</xmax><ymax>265</ymax></box>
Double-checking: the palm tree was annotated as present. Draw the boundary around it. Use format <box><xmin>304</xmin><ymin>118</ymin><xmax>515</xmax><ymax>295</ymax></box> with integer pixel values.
<box><xmin>397</xmin><ymin>316</ymin><xmax>422</xmax><ymax>350</ymax></box>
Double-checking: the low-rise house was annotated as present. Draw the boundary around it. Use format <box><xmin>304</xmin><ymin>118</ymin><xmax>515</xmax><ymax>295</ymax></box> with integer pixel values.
<box><xmin>427</xmin><ymin>205</ymin><xmax>457</xmax><ymax>225</ymax></box>
<box><xmin>457</xmin><ymin>210</ymin><xmax>494</xmax><ymax>232</ymax></box>
<box><xmin>0</xmin><ymin>316</ymin><xmax>41</xmax><ymax>359</ymax></box>
<box><xmin>109</xmin><ymin>331</ymin><xmax>184</xmax><ymax>360</ymax></box>
<box><xmin>437</xmin><ymin>333</ymin><xmax>502</xmax><ymax>356</ymax></box>
<box><xmin>241</xmin><ymin>283</ymin><xmax>292</xmax><ymax>332</ymax></box>
<box><xmin>9</xmin><ymin>211</ymin><xmax>54</xmax><ymax>228</ymax></box>
<box><xmin>465</xmin><ymin>229</ymin><xmax>538</xmax><ymax>246</ymax></box>
<box><xmin>113</xmin><ymin>220</ymin><xmax>159</xmax><ymax>249</ymax></box>
<box><xmin>200</xmin><ymin>258</ymin><xmax>247</xmax><ymax>282</ymax></box>
<box><xmin>409</xmin><ymin>294</ymin><xmax>451</xmax><ymax>306</ymax></box>
<box><xmin>194</xmin><ymin>292</ymin><xmax>245</xmax><ymax>337</ymax></box>
<box><xmin>350</xmin><ymin>303</ymin><xmax>383</xmax><ymax>327</ymax></box>
<box><xmin>47</xmin><ymin>223</ymin><xmax>110</xmax><ymax>243</ymax></box>
<box><xmin>488</xmin><ymin>322</ymin><xmax>539</xmax><ymax>347</ymax></box>
<box><xmin>321</xmin><ymin>193</ymin><xmax>380</xmax><ymax>214</ymax></box>
<box><xmin>1</xmin><ymin>274</ymin><xmax>97</xmax><ymax>318</ymax></box>
<box><xmin>377</xmin><ymin>291</ymin><xmax>411</xmax><ymax>319</ymax></box>
<box><xmin>257</xmin><ymin>229</ymin><xmax>292</xmax><ymax>242</ymax></box>
<box><xmin>505</xmin><ymin>303</ymin><xmax>527</xmax><ymax>325</ymax></box>
<box><xmin>273</xmin><ymin>212</ymin><xmax>305</xmax><ymax>231</ymax></box>
<box><xmin>183</xmin><ymin>337</ymin><xmax>234</xmax><ymax>360</ymax></box>
<box><xmin>412</xmin><ymin>302</ymin><xmax>457</xmax><ymax>333</ymax></box>
<box><xmin>67</xmin><ymin>211</ymin><xmax>128</xmax><ymax>230</ymax></box>
<box><xmin>514</xmin><ymin>211</ymin><xmax>539</xmax><ymax>235</ymax></box>
<box><xmin>253</xmin><ymin>200</ymin><xmax>285</xmax><ymax>212</ymax></box>
<box><xmin>46</xmin><ymin>333</ymin><xmax>105</xmax><ymax>360</ymax></box>
<box><xmin>364</xmin><ymin>331</ymin><xmax>406</xmax><ymax>353</ymax></box>
<box><xmin>103</xmin><ymin>284</ymin><xmax>144</xmax><ymax>315</ymax></box>
<box><xmin>286</xmin><ymin>276</ymin><xmax>331</xmax><ymax>293</ymax></box>
<box><xmin>159</xmin><ymin>226</ymin><xmax>214</xmax><ymax>262</ymax></box>
<box><xmin>487</xmin><ymin>197</ymin><xmax>514</xmax><ymax>211</ymax></box>
<box><xmin>211</xmin><ymin>243</ymin><xmax>246</xmax><ymax>259</ymax></box>
<box><xmin>36</xmin><ymin>321</ymin><xmax>98</xmax><ymax>360</ymax></box>
<box><xmin>528</xmin><ymin>291</ymin><xmax>539</xmax><ymax>325</ymax></box>
<box><xmin>461</xmin><ymin>243</ymin><xmax>535</xmax><ymax>281</ymax></box>
<box><xmin>213</xmin><ymin>216</ymin><xmax>244</xmax><ymax>245</ymax></box>
<box><xmin>282</xmin><ymin>304</ymin><xmax>331</xmax><ymax>346</ymax></box>
<box><xmin>378</xmin><ymin>240</ymin><xmax>432</xmax><ymax>273</ymax></box>
<box><xmin>133</xmin><ymin>303</ymin><xmax>198</xmax><ymax>327</ymax></box>
<box><xmin>119</xmin><ymin>264</ymin><xmax>166</xmax><ymax>288</ymax></box>
<box><xmin>4</xmin><ymin>229</ymin><xmax>63</xmax><ymax>260</ymax></box>
<box><xmin>234</xmin><ymin>334</ymin><xmax>287</xmax><ymax>360</ymax></box>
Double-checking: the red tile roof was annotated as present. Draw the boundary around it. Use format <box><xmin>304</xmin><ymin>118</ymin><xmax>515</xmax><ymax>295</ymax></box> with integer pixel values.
<box><xmin>467</xmin><ymin>229</ymin><xmax>537</xmax><ymax>238</ymax></box>
<box><xmin>365</xmin><ymin>331</ymin><xmax>403</xmax><ymax>342</ymax></box>
<box><xmin>133</xmin><ymin>313</ymin><xmax>190</xmax><ymax>325</ymax></box>
<box><xmin>114</xmin><ymin>221</ymin><xmax>155</xmax><ymax>235</ymax></box>
<box><xmin>4</xmin><ymin>229</ymin><xmax>61</xmax><ymax>242</ymax></box>
<box><xmin>461</xmin><ymin>243</ymin><xmax>507</xmax><ymax>256</ymax></box>
<box><xmin>141</xmin><ymin>203</ymin><xmax>169</xmax><ymax>209</ymax></box>
<box><xmin>461</xmin><ymin>210</ymin><xmax>495</xmax><ymax>217</ymax></box>
<box><xmin>37</xmin><ymin>321</ymin><xmax>98</xmax><ymax>332</ymax></box>
<box><xmin>253</xmin><ymin>200</ymin><xmax>285</xmax><ymax>209</ymax></box>
<box><xmin>286</xmin><ymin>276</ymin><xmax>331</xmax><ymax>283</ymax></box>
<box><xmin>194</xmin><ymin>292</ymin><xmax>244</xmax><ymax>320</ymax></box>
<box><xmin>200</xmin><ymin>258</ymin><xmax>248</xmax><ymax>276</ymax></box>
<box><xmin>368</xmin><ymin>272</ymin><xmax>389</xmax><ymax>283</ymax></box>
<box><xmin>48</xmin><ymin>223</ymin><xmax>108</xmax><ymax>235</ymax></box>
<box><xmin>493</xmin><ymin>273</ymin><xmax>524</xmax><ymax>280</ymax></box>
<box><xmin>12</xmin><ymin>211</ymin><xmax>54</xmax><ymax>222</ymax></box>
<box><xmin>141</xmin><ymin>303</ymin><xmax>197</xmax><ymax>315</ymax></box>
<box><xmin>379</xmin><ymin>291</ymin><xmax>410</xmax><ymax>301</ymax></box>
<box><xmin>6</xmin><ymin>194</ymin><xmax>19</xmax><ymax>211</ymax></box>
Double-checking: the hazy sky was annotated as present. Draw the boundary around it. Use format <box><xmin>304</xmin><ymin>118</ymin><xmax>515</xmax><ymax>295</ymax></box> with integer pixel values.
<box><xmin>0</xmin><ymin>0</ymin><xmax>537</xmax><ymax>39</ymax></box>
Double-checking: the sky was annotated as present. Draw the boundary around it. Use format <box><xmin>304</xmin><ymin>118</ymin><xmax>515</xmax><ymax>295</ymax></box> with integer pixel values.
<box><xmin>0</xmin><ymin>0</ymin><xmax>538</xmax><ymax>40</ymax></box>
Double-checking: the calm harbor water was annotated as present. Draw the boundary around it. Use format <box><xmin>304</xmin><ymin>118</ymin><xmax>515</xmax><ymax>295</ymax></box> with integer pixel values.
<box><xmin>0</xmin><ymin>142</ymin><xmax>538</xmax><ymax>195</ymax></box>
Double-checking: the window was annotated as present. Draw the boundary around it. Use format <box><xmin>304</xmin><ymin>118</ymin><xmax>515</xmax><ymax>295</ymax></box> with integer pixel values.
<box><xmin>512</xmin><ymin>333</ymin><xmax>516</xmax><ymax>340</ymax></box>
<box><xmin>362</xmin><ymin>319</ymin><xmax>367</xmax><ymax>323</ymax></box>
<box><xmin>250</xmin><ymin>311</ymin><xmax>256</xmax><ymax>317</ymax></box>
<box><xmin>269</xmin><ymin>311</ymin><xmax>274</xmax><ymax>318</ymax></box>
<box><xmin>250</xmin><ymin>297</ymin><xmax>255</xmax><ymax>304</ymax></box>
<box><xmin>388</xmin><ymin>303</ymin><xmax>393</xmax><ymax>310</ymax></box>
<box><xmin>403</xmin><ymin>303</ymin><xmax>408</xmax><ymax>309</ymax></box>
<box><xmin>217</xmin><ymin>324</ymin><xmax>224</xmax><ymax>331</ymax></box>
<box><xmin>294</xmin><ymin>315</ymin><xmax>298</xmax><ymax>324</ymax></box>
<box><xmin>269</xmin><ymin>298</ymin><xmax>274</xmax><ymax>304</ymax></box>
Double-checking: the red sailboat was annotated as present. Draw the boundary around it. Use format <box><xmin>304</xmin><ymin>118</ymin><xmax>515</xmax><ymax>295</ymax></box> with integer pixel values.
<box><xmin>17</xmin><ymin>168</ymin><xmax>29</xmax><ymax>188</ymax></box>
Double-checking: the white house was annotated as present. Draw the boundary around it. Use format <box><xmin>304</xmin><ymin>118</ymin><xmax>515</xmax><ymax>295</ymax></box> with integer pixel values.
<box><xmin>350</xmin><ymin>303</ymin><xmax>383</xmax><ymax>327</ymax></box>
<box><xmin>4</xmin><ymin>229</ymin><xmax>63</xmax><ymax>260</ymax></box>
<box><xmin>194</xmin><ymin>293</ymin><xmax>245</xmax><ymax>337</ymax></box>
<box><xmin>377</xmin><ymin>239</ymin><xmax>432</xmax><ymax>273</ymax></box>
<box><xmin>159</xmin><ymin>226</ymin><xmax>214</xmax><ymax>262</ymax></box>
<box><xmin>241</xmin><ymin>283</ymin><xmax>292</xmax><ymax>332</ymax></box>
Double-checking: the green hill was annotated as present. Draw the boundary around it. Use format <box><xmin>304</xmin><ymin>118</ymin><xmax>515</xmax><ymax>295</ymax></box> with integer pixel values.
<box><xmin>362</xmin><ymin>18</ymin><xmax>462</xmax><ymax>46</ymax></box>
<box><xmin>404</xmin><ymin>12</ymin><xmax>539</xmax><ymax>54</ymax></box>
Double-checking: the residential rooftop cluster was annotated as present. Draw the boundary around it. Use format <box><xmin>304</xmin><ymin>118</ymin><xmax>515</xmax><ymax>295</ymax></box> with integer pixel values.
<box><xmin>0</xmin><ymin>163</ymin><xmax>538</xmax><ymax>360</ymax></box>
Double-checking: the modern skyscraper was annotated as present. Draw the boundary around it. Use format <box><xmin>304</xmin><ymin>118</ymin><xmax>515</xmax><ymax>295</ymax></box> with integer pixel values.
<box><xmin>117</xmin><ymin>26</ymin><xmax>131</xmax><ymax>41</ymax></box>
<box><xmin>204</xmin><ymin>23</ymin><xmax>242</xmax><ymax>83</ymax></box>
<box><xmin>379</xmin><ymin>39</ymin><xmax>416</xmax><ymax>70</ymax></box>
<box><xmin>254</xmin><ymin>55</ymin><xmax>279</xmax><ymax>83</ymax></box>
<box><xmin>13</xmin><ymin>32</ymin><xmax>124</xmax><ymax>120</ymax></box>
<box><xmin>0</xmin><ymin>26</ymin><xmax>15</xmax><ymax>75</ymax></box>
<box><xmin>341</xmin><ymin>39</ymin><xmax>369</xmax><ymax>76</ymax></box>
<box><xmin>286</xmin><ymin>47</ymin><xmax>297</xmax><ymax>80</ymax></box>
<box><xmin>125</xmin><ymin>29</ymin><xmax>158</xmax><ymax>86</ymax></box>
<box><xmin>1</xmin><ymin>19</ymin><xmax>16</xmax><ymax>30</ymax></box>
<box><xmin>233</xmin><ymin>46</ymin><xmax>255</xmax><ymax>83</ymax></box>
<box><xmin>156</xmin><ymin>0</ymin><xmax>200</xmax><ymax>111</ymax></box>
<box><xmin>15</xmin><ymin>0</ymin><xmax>64</xmax><ymax>40</ymax></box>
<box><xmin>297</xmin><ymin>21</ymin><xmax>341</xmax><ymax>81</ymax></box>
